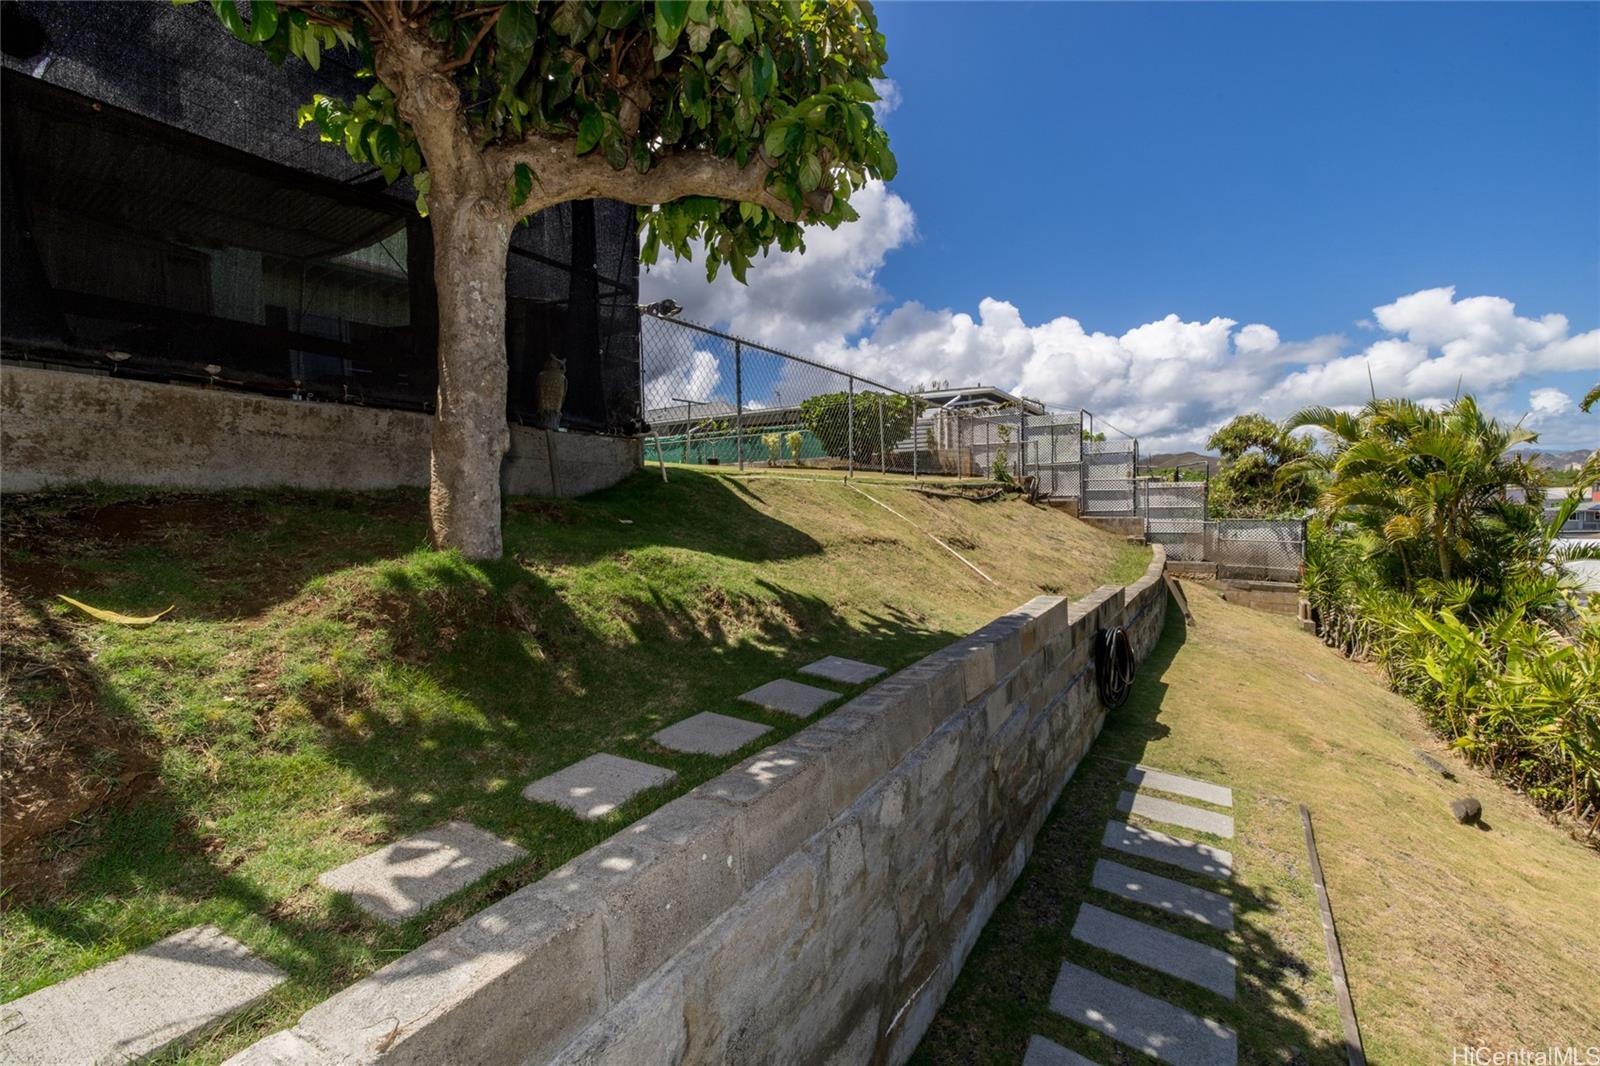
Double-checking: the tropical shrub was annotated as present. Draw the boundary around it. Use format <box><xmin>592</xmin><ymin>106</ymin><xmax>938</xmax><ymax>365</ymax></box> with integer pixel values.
<box><xmin>1296</xmin><ymin>399</ymin><xmax>1600</xmax><ymax>832</ymax></box>
<box><xmin>761</xmin><ymin>433</ymin><xmax>782</xmax><ymax>465</ymax></box>
<box><xmin>786</xmin><ymin>431</ymin><xmax>805</xmax><ymax>466</ymax></box>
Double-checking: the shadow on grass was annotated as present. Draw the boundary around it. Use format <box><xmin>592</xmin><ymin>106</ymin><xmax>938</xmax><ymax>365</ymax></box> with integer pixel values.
<box><xmin>1</xmin><ymin>468</ymin><xmax>964</xmax><ymax>1057</ymax></box>
<box><xmin>913</xmin><ymin>602</ymin><xmax>1348</xmax><ymax>1066</ymax></box>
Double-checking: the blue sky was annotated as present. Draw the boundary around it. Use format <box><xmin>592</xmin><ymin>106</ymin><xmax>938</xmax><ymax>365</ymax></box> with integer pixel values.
<box><xmin>642</xmin><ymin>2</ymin><xmax>1600</xmax><ymax>450</ymax></box>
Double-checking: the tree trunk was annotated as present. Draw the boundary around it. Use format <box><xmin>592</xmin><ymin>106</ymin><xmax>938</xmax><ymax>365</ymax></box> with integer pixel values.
<box><xmin>427</xmin><ymin>192</ymin><xmax>513</xmax><ymax>559</ymax></box>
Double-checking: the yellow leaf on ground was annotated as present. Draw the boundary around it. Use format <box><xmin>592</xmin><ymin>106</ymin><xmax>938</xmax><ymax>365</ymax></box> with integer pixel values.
<box><xmin>56</xmin><ymin>595</ymin><xmax>174</xmax><ymax>625</ymax></box>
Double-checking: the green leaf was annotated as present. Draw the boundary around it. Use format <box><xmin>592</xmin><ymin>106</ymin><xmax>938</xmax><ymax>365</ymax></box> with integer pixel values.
<box><xmin>654</xmin><ymin>1</ymin><xmax>689</xmax><ymax>46</ymax></box>
<box><xmin>576</xmin><ymin>109</ymin><xmax>604</xmax><ymax>154</ymax></box>
<box><xmin>597</xmin><ymin>2</ymin><xmax>641</xmax><ymax>30</ymax></box>
<box><xmin>717</xmin><ymin>1</ymin><xmax>754</xmax><ymax>45</ymax></box>
<box><xmin>751</xmin><ymin>45</ymin><xmax>775</xmax><ymax>101</ymax></box>
<box><xmin>686</xmin><ymin>20</ymin><xmax>713</xmax><ymax>53</ymax></box>
<box><xmin>496</xmin><ymin>2</ymin><xmax>537</xmax><ymax>52</ymax></box>
<box><xmin>551</xmin><ymin>1</ymin><xmax>596</xmax><ymax>41</ymax></box>
<box><xmin>762</xmin><ymin>122</ymin><xmax>790</xmax><ymax>158</ymax></box>
<box><xmin>413</xmin><ymin>170</ymin><xmax>431</xmax><ymax>217</ymax></box>
<box><xmin>509</xmin><ymin>162</ymin><xmax>535</xmax><ymax>207</ymax></box>
<box><xmin>798</xmin><ymin>153</ymin><xmax>822</xmax><ymax>192</ymax></box>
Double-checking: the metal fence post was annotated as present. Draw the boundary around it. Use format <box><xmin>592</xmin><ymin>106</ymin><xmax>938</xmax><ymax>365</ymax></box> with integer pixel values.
<box><xmin>734</xmin><ymin>341</ymin><xmax>744</xmax><ymax>472</ymax></box>
<box><xmin>913</xmin><ymin>402</ymin><xmax>920</xmax><ymax>480</ymax></box>
<box><xmin>878</xmin><ymin>395</ymin><xmax>886</xmax><ymax>474</ymax></box>
<box><xmin>847</xmin><ymin>375</ymin><xmax>855</xmax><ymax>479</ymax></box>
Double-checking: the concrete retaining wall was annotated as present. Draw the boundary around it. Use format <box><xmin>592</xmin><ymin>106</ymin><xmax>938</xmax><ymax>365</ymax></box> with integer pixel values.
<box><xmin>0</xmin><ymin>365</ymin><xmax>640</xmax><ymax>497</ymax></box>
<box><xmin>1217</xmin><ymin>578</ymin><xmax>1300</xmax><ymax>616</ymax></box>
<box><xmin>228</xmin><ymin>549</ymin><xmax>1170</xmax><ymax>1066</ymax></box>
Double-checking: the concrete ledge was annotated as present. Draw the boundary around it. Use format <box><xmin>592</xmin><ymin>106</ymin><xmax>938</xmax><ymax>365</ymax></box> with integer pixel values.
<box><xmin>228</xmin><ymin>550</ymin><xmax>1171</xmax><ymax>1066</ymax></box>
<box><xmin>1</xmin><ymin>365</ymin><xmax>639</xmax><ymax>496</ymax></box>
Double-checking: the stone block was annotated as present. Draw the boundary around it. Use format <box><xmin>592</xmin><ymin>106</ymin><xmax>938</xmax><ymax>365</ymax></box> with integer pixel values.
<box><xmin>291</xmin><ymin>886</ymin><xmax>605</xmax><ymax>1066</ymax></box>
<box><xmin>736</xmin><ymin>678</ymin><xmax>840</xmax><ymax>717</ymax></box>
<box><xmin>548</xmin><ymin>964</ymin><xmax>688</xmax><ymax>1065</ymax></box>
<box><xmin>317</xmin><ymin>821</ymin><xmax>527</xmax><ymax>925</ymax></box>
<box><xmin>693</xmin><ymin>743</ymin><xmax>830</xmax><ymax>884</ymax></box>
<box><xmin>1072</xmin><ymin>903</ymin><xmax>1236</xmax><ymax>999</ymax></box>
<box><xmin>2</xmin><ymin>925</ymin><xmax>286</xmax><ymax>1066</ymax></box>
<box><xmin>785</xmin><ymin>707</ymin><xmax>889</xmax><ymax>817</ymax></box>
<box><xmin>523</xmin><ymin>753</ymin><xmax>677</xmax><ymax>821</ymax></box>
<box><xmin>551</xmin><ymin>797</ymin><xmax>742</xmax><ymax>999</ymax></box>
<box><xmin>651</xmin><ymin>712</ymin><xmax>772</xmax><ymax>756</ymax></box>
<box><xmin>799</xmin><ymin>655</ymin><xmax>888</xmax><ymax>684</ymax></box>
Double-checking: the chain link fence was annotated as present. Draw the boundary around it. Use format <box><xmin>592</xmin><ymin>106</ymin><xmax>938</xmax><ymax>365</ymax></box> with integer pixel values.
<box><xmin>639</xmin><ymin>311</ymin><xmax>1150</xmax><ymax>516</ymax></box>
<box><xmin>1208</xmin><ymin>519</ymin><xmax>1307</xmax><ymax>581</ymax></box>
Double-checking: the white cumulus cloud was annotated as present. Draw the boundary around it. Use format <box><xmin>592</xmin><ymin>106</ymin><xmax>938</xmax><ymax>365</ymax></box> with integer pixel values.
<box><xmin>641</xmin><ymin>192</ymin><xmax>1600</xmax><ymax>451</ymax></box>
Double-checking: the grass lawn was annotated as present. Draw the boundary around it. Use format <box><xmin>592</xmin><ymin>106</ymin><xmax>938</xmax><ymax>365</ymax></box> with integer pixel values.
<box><xmin>0</xmin><ymin>467</ymin><xmax>1147</xmax><ymax>1063</ymax></box>
<box><xmin>915</xmin><ymin>582</ymin><xmax>1600</xmax><ymax>1064</ymax></box>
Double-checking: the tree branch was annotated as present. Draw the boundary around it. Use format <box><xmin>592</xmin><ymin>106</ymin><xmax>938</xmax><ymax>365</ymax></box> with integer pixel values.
<box><xmin>439</xmin><ymin>6</ymin><xmax>503</xmax><ymax>72</ymax></box>
<box><xmin>494</xmin><ymin>137</ymin><xmax>799</xmax><ymax>222</ymax></box>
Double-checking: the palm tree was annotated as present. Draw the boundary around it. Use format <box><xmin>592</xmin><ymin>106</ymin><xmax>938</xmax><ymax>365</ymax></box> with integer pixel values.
<box><xmin>1281</xmin><ymin>397</ymin><xmax>1541</xmax><ymax>585</ymax></box>
<box><xmin>1582</xmin><ymin>383</ymin><xmax>1599</xmax><ymax>413</ymax></box>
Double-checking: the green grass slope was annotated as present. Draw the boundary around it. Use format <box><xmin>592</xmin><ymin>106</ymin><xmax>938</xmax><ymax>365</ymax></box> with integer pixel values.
<box><xmin>0</xmin><ymin>468</ymin><xmax>1148</xmax><ymax>1062</ymax></box>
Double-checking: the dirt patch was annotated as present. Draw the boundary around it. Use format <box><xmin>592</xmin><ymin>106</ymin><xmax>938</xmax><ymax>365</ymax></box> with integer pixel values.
<box><xmin>0</xmin><ymin>589</ymin><xmax>158</xmax><ymax>901</ymax></box>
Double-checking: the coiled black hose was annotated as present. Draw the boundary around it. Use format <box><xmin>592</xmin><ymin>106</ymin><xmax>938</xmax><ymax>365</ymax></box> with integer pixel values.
<box><xmin>1094</xmin><ymin>625</ymin><xmax>1136</xmax><ymax>709</ymax></box>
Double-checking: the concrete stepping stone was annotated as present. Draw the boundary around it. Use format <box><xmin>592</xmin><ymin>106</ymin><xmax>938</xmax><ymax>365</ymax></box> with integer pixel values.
<box><xmin>523</xmin><ymin>753</ymin><xmax>677</xmax><ymax>820</ymax></box>
<box><xmin>798</xmin><ymin>655</ymin><xmax>887</xmax><ymax>685</ymax></box>
<box><xmin>0</xmin><ymin>925</ymin><xmax>285</xmax><ymax>1065</ymax></box>
<box><xmin>1049</xmin><ymin>960</ymin><xmax>1237</xmax><ymax>1066</ymax></box>
<box><xmin>1127</xmin><ymin>765</ymin><xmax>1233</xmax><ymax>808</ymax></box>
<box><xmin>652</xmin><ymin>712</ymin><xmax>772</xmax><ymax>756</ymax></box>
<box><xmin>736</xmin><ymin>678</ymin><xmax>839</xmax><ymax>718</ymax></box>
<box><xmin>1103</xmin><ymin>821</ymin><xmax>1233</xmax><ymax>881</ymax></box>
<box><xmin>1024</xmin><ymin>1034</ymin><xmax>1101</xmax><ymax>1066</ymax></box>
<box><xmin>1092</xmin><ymin>858</ymin><xmax>1234</xmax><ymax>930</ymax></box>
<box><xmin>1119</xmin><ymin>791</ymin><xmax>1234</xmax><ymax>839</ymax></box>
<box><xmin>317</xmin><ymin>820</ymin><xmax>527</xmax><ymax>925</ymax></box>
<box><xmin>1071</xmin><ymin>903</ymin><xmax>1237</xmax><ymax>999</ymax></box>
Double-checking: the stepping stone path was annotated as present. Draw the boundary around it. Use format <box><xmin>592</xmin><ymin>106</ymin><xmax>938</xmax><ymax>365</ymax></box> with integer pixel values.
<box><xmin>1103</xmin><ymin>821</ymin><xmax>1233</xmax><ymax>881</ymax></box>
<box><xmin>798</xmin><ymin>655</ymin><xmax>887</xmax><ymax>684</ymax></box>
<box><xmin>317</xmin><ymin>820</ymin><xmax>527</xmax><ymax>924</ymax></box>
<box><xmin>1048</xmin><ymin>961</ymin><xmax>1237</xmax><ymax>1066</ymax></box>
<box><xmin>1071</xmin><ymin>903</ymin><xmax>1237</xmax><ymax>999</ymax></box>
<box><xmin>1092</xmin><ymin>858</ymin><xmax>1234</xmax><ymax>930</ymax></box>
<box><xmin>1023</xmin><ymin>1034</ymin><xmax>1101</xmax><ymax>1066</ymax></box>
<box><xmin>652</xmin><ymin>711</ymin><xmax>773</xmax><ymax>755</ymax></box>
<box><xmin>523</xmin><ymin>753</ymin><xmax>676</xmax><ymax>820</ymax></box>
<box><xmin>0</xmin><ymin>925</ymin><xmax>285</xmax><ymax>1065</ymax></box>
<box><xmin>1031</xmin><ymin>766</ymin><xmax>1243</xmax><ymax>1065</ymax></box>
<box><xmin>737</xmin><ymin>678</ymin><xmax>839</xmax><ymax>718</ymax></box>
<box><xmin>1118</xmin><ymin>791</ymin><xmax>1235</xmax><ymax>839</ymax></box>
<box><xmin>1127</xmin><ymin>765</ymin><xmax>1234</xmax><ymax>807</ymax></box>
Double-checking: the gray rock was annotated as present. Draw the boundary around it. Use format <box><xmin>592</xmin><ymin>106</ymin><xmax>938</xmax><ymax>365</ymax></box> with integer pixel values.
<box><xmin>1118</xmin><ymin>791</ymin><xmax>1235</xmax><ymax>839</ymax></box>
<box><xmin>799</xmin><ymin>656</ymin><xmax>888</xmax><ymax>685</ymax></box>
<box><xmin>736</xmin><ymin>678</ymin><xmax>840</xmax><ymax>718</ymax></box>
<box><xmin>1091</xmin><ymin>858</ymin><xmax>1235</xmax><ymax>930</ymax></box>
<box><xmin>1048</xmin><ymin>959</ymin><xmax>1237</xmax><ymax>1066</ymax></box>
<box><xmin>1071</xmin><ymin>903</ymin><xmax>1236</xmax><ymax>999</ymax></box>
<box><xmin>0</xmin><ymin>925</ymin><xmax>286</xmax><ymax>1065</ymax></box>
<box><xmin>523</xmin><ymin>753</ymin><xmax>677</xmax><ymax>820</ymax></box>
<box><xmin>651</xmin><ymin>712</ymin><xmax>772</xmax><ymax>756</ymax></box>
<box><xmin>317</xmin><ymin>820</ymin><xmax>527</xmax><ymax>924</ymax></box>
<box><xmin>1450</xmin><ymin>796</ymin><xmax>1482</xmax><ymax>824</ymax></box>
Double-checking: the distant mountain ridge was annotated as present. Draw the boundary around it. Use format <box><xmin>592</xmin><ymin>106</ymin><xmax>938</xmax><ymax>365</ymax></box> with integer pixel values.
<box><xmin>1511</xmin><ymin>448</ymin><xmax>1595</xmax><ymax>470</ymax></box>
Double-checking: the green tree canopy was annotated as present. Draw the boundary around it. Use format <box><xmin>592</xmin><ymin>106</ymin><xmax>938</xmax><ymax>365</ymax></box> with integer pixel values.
<box><xmin>199</xmin><ymin>0</ymin><xmax>895</xmax><ymax>557</ymax></box>
<box><xmin>798</xmin><ymin>390</ymin><xmax>914</xmax><ymax>464</ymax></box>
<box><xmin>1203</xmin><ymin>413</ymin><xmax>1317</xmax><ymax>518</ymax></box>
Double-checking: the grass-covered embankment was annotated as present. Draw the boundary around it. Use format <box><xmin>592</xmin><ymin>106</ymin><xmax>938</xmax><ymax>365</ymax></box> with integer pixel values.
<box><xmin>916</xmin><ymin>583</ymin><xmax>1600</xmax><ymax>1064</ymax></box>
<box><xmin>0</xmin><ymin>467</ymin><xmax>1147</xmax><ymax>1063</ymax></box>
